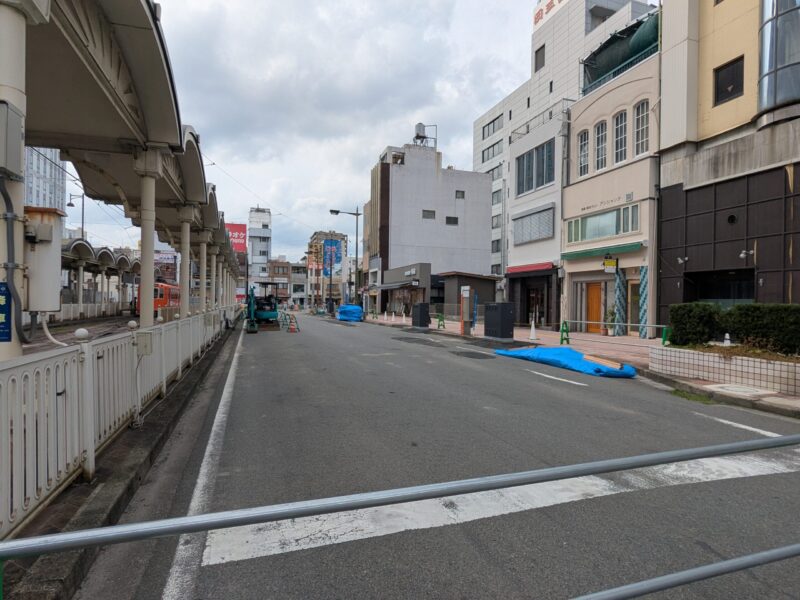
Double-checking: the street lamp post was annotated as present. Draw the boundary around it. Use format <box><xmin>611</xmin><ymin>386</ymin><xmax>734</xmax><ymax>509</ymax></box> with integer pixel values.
<box><xmin>67</xmin><ymin>193</ymin><xmax>85</xmax><ymax>239</ymax></box>
<box><xmin>330</xmin><ymin>207</ymin><xmax>362</xmax><ymax>306</ymax></box>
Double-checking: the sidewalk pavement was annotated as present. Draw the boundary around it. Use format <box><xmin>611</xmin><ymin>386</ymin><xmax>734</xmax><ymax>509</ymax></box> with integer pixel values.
<box><xmin>363</xmin><ymin>315</ymin><xmax>800</xmax><ymax>420</ymax></box>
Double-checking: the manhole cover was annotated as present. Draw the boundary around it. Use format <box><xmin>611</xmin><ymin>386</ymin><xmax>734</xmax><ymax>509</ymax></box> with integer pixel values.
<box><xmin>705</xmin><ymin>383</ymin><xmax>772</xmax><ymax>397</ymax></box>
<box><xmin>450</xmin><ymin>351</ymin><xmax>494</xmax><ymax>360</ymax></box>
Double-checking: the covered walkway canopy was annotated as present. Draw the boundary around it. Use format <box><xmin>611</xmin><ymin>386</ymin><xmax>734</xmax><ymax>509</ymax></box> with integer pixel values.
<box><xmin>0</xmin><ymin>0</ymin><xmax>242</xmax><ymax>349</ymax></box>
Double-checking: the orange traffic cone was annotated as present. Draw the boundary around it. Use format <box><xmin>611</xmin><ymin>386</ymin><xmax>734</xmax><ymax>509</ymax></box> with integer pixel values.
<box><xmin>288</xmin><ymin>316</ymin><xmax>298</xmax><ymax>333</ymax></box>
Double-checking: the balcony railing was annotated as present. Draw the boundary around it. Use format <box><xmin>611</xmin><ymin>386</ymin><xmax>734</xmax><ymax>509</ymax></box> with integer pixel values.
<box><xmin>582</xmin><ymin>42</ymin><xmax>659</xmax><ymax>97</ymax></box>
<box><xmin>510</xmin><ymin>98</ymin><xmax>574</xmax><ymax>144</ymax></box>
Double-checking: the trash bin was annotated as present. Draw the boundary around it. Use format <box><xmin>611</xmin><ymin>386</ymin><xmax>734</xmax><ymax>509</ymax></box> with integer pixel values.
<box><xmin>484</xmin><ymin>302</ymin><xmax>514</xmax><ymax>340</ymax></box>
<box><xmin>412</xmin><ymin>303</ymin><xmax>430</xmax><ymax>327</ymax></box>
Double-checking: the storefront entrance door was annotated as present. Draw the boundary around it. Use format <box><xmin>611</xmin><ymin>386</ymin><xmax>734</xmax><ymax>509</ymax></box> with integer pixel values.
<box><xmin>528</xmin><ymin>287</ymin><xmax>545</xmax><ymax>326</ymax></box>
<box><xmin>586</xmin><ymin>283</ymin><xmax>602</xmax><ymax>333</ymax></box>
<box><xmin>628</xmin><ymin>282</ymin><xmax>641</xmax><ymax>335</ymax></box>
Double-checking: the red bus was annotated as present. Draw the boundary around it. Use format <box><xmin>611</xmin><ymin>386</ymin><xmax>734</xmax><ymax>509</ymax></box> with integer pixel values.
<box><xmin>136</xmin><ymin>282</ymin><xmax>180</xmax><ymax>317</ymax></box>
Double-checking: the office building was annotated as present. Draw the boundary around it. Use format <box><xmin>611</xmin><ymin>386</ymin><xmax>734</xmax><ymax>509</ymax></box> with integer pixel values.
<box><xmin>657</xmin><ymin>0</ymin><xmax>800</xmax><ymax>322</ymax></box>
<box><xmin>24</xmin><ymin>147</ymin><xmax>67</xmax><ymax>211</ymax></box>
<box><xmin>474</xmin><ymin>0</ymin><xmax>653</xmax><ymax>326</ymax></box>
<box><xmin>562</xmin><ymin>9</ymin><xmax>659</xmax><ymax>337</ymax></box>
<box><xmin>365</xmin><ymin>128</ymin><xmax>491</xmax><ymax>312</ymax></box>
<box><xmin>248</xmin><ymin>207</ymin><xmax>272</xmax><ymax>291</ymax></box>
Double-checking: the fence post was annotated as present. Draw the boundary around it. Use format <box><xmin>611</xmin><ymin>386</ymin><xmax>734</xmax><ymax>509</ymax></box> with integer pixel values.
<box><xmin>79</xmin><ymin>342</ymin><xmax>96</xmax><ymax>481</ymax></box>
<box><xmin>176</xmin><ymin>321</ymin><xmax>182</xmax><ymax>379</ymax></box>
<box><xmin>159</xmin><ymin>327</ymin><xmax>166</xmax><ymax>397</ymax></box>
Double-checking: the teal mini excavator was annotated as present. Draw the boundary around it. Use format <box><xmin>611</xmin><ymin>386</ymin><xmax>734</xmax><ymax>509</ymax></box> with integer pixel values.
<box><xmin>246</xmin><ymin>286</ymin><xmax>279</xmax><ymax>333</ymax></box>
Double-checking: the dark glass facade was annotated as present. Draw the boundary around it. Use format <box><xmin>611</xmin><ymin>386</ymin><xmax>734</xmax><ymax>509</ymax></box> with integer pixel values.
<box><xmin>759</xmin><ymin>0</ymin><xmax>800</xmax><ymax>113</ymax></box>
<box><xmin>657</xmin><ymin>164</ymin><xmax>800</xmax><ymax>325</ymax></box>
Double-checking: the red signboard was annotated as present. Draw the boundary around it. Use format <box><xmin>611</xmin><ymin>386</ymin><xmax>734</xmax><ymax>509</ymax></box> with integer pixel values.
<box><xmin>225</xmin><ymin>223</ymin><xmax>247</xmax><ymax>253</ymax></box>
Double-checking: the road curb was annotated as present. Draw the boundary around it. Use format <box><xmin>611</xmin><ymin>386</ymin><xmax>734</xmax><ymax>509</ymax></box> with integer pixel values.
<box><xmin>639</xmin><ymin>369</ymin><xmax>800</xmax><ymax>420</ymax></box>
<box><xmin>6</xmin><ymin>321</ymin><xmax>241</xmax><ymax>600</ymax></box>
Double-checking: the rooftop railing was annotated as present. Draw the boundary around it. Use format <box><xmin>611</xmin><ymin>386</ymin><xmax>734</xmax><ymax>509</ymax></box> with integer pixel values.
<box><xmin>582</xmin><ymin>43</ymin><xmax>659</xmax><ymax>97</ymax></box>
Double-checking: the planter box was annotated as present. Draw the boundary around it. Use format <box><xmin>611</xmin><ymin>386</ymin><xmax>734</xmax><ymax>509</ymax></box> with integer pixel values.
<box><xmin>650</xmin><ymin>346</ymin><xmax>799</xmax><ymax>396</ymax></box>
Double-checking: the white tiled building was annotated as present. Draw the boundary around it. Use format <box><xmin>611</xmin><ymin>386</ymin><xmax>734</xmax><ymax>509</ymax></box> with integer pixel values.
<box><xmin>247</xmin><ymin>207</ymin><xmax>272</xmax><ymax>291</ymax></box>
<box><xmin>24</xmin><ymin>147</ymin><xmax>67</xmax><ymax>211</ymax></box>
<box><xmin>473</xmin><ymin>0</ymin><xmax>652</xmax><ymax>327</ymax></box>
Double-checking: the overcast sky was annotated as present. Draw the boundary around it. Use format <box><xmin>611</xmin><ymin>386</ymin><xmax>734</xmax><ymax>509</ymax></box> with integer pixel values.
<box><xmin>66</xmin><ymin>1</ymin><xmax>534</xmax><ymax>260</ymax></box>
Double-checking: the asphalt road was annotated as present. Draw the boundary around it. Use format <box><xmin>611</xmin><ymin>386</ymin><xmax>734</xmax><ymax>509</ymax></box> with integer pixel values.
<box><xmin>75</xmin><ymin>315</ymin><xmax>800</xmax><ymax>599</ymax></box>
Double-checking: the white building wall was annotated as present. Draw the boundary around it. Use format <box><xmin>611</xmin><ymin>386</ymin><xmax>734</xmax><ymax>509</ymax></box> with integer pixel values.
<box><xmin>387</xmin><ymin>144</ymin><xmax>491</xmax><ymax>275</ymax></box>
<box><xmin>247</xmin><ymin>207</ymin><xmax>272</xmax><ymax>288</ymax></box>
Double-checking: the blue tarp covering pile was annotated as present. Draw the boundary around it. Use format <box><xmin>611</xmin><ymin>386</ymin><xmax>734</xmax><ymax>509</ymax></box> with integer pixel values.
<box><xmin>337</xmin><ymin>304</ymin><xmax>364</xmax><ymax>322</ymax></box>
<box><xmin>495</xmin><ymin>347</ymin><xmax>636</xmax><ymax>378</ymax></box>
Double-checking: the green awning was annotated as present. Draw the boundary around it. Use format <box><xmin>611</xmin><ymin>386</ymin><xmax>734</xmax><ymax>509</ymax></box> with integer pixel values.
<box><xmin>561</xmin><ymin>242</ymin><xmax>643</xmax><ymax>261</ymax></box>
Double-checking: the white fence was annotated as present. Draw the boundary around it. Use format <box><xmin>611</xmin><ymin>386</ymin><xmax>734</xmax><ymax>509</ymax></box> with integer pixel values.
<box><xmin>0</xmin><ymin>305</ymin><xmax>240</xmax><ymax>540</ymax></box>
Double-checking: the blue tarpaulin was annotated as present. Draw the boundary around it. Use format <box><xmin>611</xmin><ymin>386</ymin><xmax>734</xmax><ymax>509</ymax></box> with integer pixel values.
<box><xmin>337</xmin><ymin>304</ymin><xmax>364</xmax><ymax>322</ymax></box>
<box><xmin>495</xmin><ymin>347</ymin><xmax>636</xmax><ymax>378</ymax></box>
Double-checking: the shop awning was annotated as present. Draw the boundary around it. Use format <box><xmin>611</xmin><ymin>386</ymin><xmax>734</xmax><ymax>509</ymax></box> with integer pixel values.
<box><xmin>506</xmin><ymin>262</ymin><xmax>554</xmax><ymax>275</ymax></box>
<box><xmin>377</xmin><ymin>281</ymin><xmax>417</xmax><ymax>290</ymax></box>
<box><xmin>561</xmin><ymin>242</ymin><xmax>643</xmax><ymax>261</ymax></box>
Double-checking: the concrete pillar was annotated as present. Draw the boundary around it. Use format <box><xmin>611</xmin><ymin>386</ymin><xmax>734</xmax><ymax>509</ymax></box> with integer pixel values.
<box><xmin>199</xmin><ymin>241</ymin><xmax>207</xmax><ymax>311</ymax></box>
<box><xmin>139</xmin><ymin>174</ymin><xmax>156</xmax><ymax>327</ymax></box>
<box><xmin>217</xmin><ymin>258</ymin><xmax>223</xmax><ymax>307</ymax></box>
<box><xmin>179</xmin><ymin>218</ymin><xmax>191</xmax><ymax>318</ymax></box>
<box><xmin>209</xmin><ymin>248</ymin><xmax>218</xmax><ymax>309</ymax></box>
<box><xmin>77</xmin><ymin>261</ymin><xmax>85</xmax><ymax>318</ymax></box>
<box><xmin>0</xmin><ymin>4</ymin><xmax>28</xmax><ymax>359</ymax></box>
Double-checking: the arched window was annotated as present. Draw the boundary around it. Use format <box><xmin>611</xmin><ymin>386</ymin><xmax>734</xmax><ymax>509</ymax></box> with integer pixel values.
<box><xmin>634</xmin><ymin>101</ymin><xmax>649</xmax><ymax>155</ymax></box>
<box><xmin>578</xmin><ymin>130</ymin><xmax>589</xmax><ymax>176</ymax></box>
<box><xmin>595</xmin><ymin>121</ymin><xmax>607</xmax><ymax>170</ymax></box>
<box><xmin>613</xmin><ymin>111</ymin><xmax>627</xmax><ymax>164</ymax></box>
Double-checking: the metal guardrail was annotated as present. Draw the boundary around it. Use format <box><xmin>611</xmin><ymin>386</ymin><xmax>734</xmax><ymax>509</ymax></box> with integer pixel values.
<box><xmin>1</xmin><ymin>433</ymin><xmax>799</xmax><ymax>597</ymax></box>
<box><xmin>0</xmin><ymin>305</ymin><xmax>239</xmax><ymax>541</ymax></box>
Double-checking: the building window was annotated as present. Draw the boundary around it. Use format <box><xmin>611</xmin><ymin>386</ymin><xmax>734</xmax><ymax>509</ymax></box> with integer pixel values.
<box><xmin>491</xmin><ymin>239</ymin><xmax>502</xmax><ymax>253</ymax></box>
<box><xmin>595</xmin><ymin>121</ymin><xmax>607</xmax><ymax>170</ymax></box>
<box><xmin>491</xmin><ymin>264</ymin><xmax>502</xmax><ymax>275</ymax></box>
<box><xmin>446</xmin><ymin>216</ymin><xmax>459</xmax><ymax>226</ymax></box>
<box><xmin>577</xmin><ymin>130</ymin><xmax>589</xmax><ymax>177</ymax></box>
<box><xmin>535</xmin><ymin>44</ymin><xmax>546</xmax><ymax>72</ymax></box>
<box><xmin>567</xmin><ymin>204</ymin><xmax>640</xmax><ymax>243</ymax></box>
<box><xmin>487</xmin><ymin>165</ymin><xmax>503</xmax><ymax>181</ymax></box>
<box><xmin>455</xmin><ymin>190</ymin><xmax>465</xmax><ymax>199</ymax></box>
<box><xmin>491</xmin><ymin>189</ymin><xmax>503</xmax><ymax>205</ymax></box>
<box><xmin>714</xmin><ymin>56</ymin><xmax>744</xmax><ymax>105</ymax></box>
<box><xmin>492</xmin><ymin>215</ymin><xmax>502</xmax><ymax>229</ymax></box>
<box><xmin>634</xmin><ymin>101</ymin><xmax>649</xmax><ymax>155</ymax></box>
<box><xmin>515</xmin><ymin>138</ymin><xmax>555</xmax><ymax>195</ymax></box>
<box><xmin>422</xmin><ymin>210</ymin><xmax>436</xmax><ymax>220</ymax></box>
<box><xmin>482</xmin><ymin>114</ymin><xmax>503</xmax><ymax>139</ymax></box>
<box><xmin>613</xmin><ymin>111</ymin><xmax>627</xmax><ymax>164</ymax></box>
<box><xmin>513</xmin><ymin>208</ymin><xmax>554</xmax><ymax>245</ymax></box>
<box><xmin>482</xmin><ymin>140</ymin><xmax>503</xmax><ymax>163</ymax></box>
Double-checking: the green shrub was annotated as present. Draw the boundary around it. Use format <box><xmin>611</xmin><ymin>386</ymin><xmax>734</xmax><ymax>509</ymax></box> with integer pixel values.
<box><xmin>669</xmin><ymin>303</ymin><xmax>722</xmax><ymax>346</ymax></box>
<box><xmin>722</xmin><ymin>304</ymin><xmax>800</xmax><ymax>355</ymax></box>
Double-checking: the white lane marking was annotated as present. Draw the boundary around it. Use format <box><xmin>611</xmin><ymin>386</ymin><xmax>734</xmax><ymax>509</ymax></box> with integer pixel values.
<box><xmin>456</xmin><ymin>346</ymin><xmax>495</xmax><ymax>356</ymax></box>
<box><xmin>525</xmin><ymin>369</ymin><xmax>589</xmax><ymax>387</ymax></box>
<box><xmin>692</xmin><ymin>412</ymin><xmax>782</xmax><ymax>438</ymax></box>
<box><xmin>202</xmin><ymin>450</ymin><xmax>800</xmax><ymax>566</ymax></box>
<box><xmin>162</xmin><ymin>327</ymin><xmax>244</xmax><ymax>600</ymax></box>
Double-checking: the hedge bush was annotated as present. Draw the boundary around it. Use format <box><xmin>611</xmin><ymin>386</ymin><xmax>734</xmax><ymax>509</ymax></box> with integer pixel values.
<box><xmin>669</xmin><ymin>302</ymin><xmax>800</xmax><ymax>355</ymax></box>
<box><xmin>722</xmin><ymin>304</ymin><xmax>800</xmax><ymax>355</ymax></box>
<box><xmin>669</xmin><ymin>303</ymin><xmax>722</xmax><ymax>346</ymax></box>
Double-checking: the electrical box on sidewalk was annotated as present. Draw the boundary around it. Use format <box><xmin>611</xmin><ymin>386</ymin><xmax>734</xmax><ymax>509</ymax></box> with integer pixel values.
<box><xmin>136</xmin><ymin>331</ymin><xmax>153</xmax><ymax>357</ymax></box>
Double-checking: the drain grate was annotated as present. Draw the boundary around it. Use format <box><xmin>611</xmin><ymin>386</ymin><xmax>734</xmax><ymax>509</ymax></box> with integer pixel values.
<box><xmin>392</xmin><ymin>337</ymin><xmax>441</xmax><ymax>347</ymax></box>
